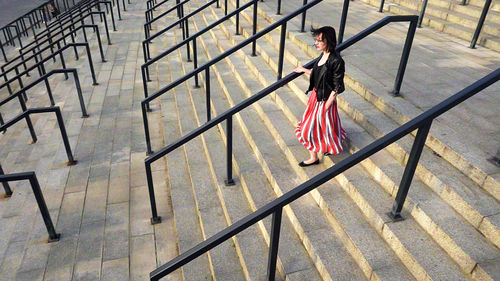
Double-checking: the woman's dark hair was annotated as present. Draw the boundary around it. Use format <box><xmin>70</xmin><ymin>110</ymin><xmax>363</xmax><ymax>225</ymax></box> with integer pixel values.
<box><xmin>311</xmin><ymin>26</ymin><xmax>337</xmax><ymax>53</ymax></box>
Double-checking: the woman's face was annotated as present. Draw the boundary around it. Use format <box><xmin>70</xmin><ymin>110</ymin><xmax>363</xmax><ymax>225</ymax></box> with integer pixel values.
<box><xmin>314</xmin><ymin>34</ymin><xmax>327</xmax><ymax>52</ymax></box>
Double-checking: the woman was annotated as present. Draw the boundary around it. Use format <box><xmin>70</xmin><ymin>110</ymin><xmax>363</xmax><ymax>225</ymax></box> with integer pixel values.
<box><xmin>294</xmin><ymin>26</ymin><xmax>347</xmax><ymax>167</ymax></box>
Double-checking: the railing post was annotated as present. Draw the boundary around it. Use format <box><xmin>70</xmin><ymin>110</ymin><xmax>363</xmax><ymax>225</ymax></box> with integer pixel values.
<box><xmin>94</xmin><ymin>26</ymin><xmax>107</xmax><ymax>62</ymax></box>
<box><xmin>460</xmin><ymin>0</ymin><xmax>467</xmax><ymax>5</ymax></box>
<box><xmin>0</xmin><ymin>39</ymin><xmax>7</xmax><ymax>62</ymax></box>
<box><xmin>186</xmin><ymin>19</ymin><xmax>192</xmax><ymax>62</ymax></box>
<box><xmin>145</xmin><ymin>162</ymin><xmax>162</xmax><ymax>224</ymax></box>
<box><xmin>277</xmin><ymin>0</ymin><xmax>281</xmax><ymax>15</ymax></box>
<box><xmin>338</xmin><ymin>0</ymin><xmax>350</xmax><ymax>44</ymax></box>
<box><xmin>252</xmin><ymin>0</ymin><xmax>258</xmax><ymax>56</ymax></box>
<box><xmin>142</xmin><ymin>66</ymin><xmax>152</xmax><ymax>111</ymax></box>
<box><xmin>73</xmin><ymin>71</ymin><xmax>89</xmax><ymax>118</ymax></box>
<box><xmin>217</xmin><ymin>0</ymin><xmax>220</xmax><ymax>8</ymax></box>
<box><xmin>193</xmin><ymin>38</ymin><xmax>200</xmax><ymax>87</ymax></box>
<box><xmin>44</xmin><ymin>77</ymin><xmax>55</xmax><ymax>106</ymax></box>
<box><xmin>391</xmin><ymin>18</ymin><xmax>417</xmax><ymax>96</ymax></box>
<box><xmin>277</xmin><ymin>22</ymin><xmax>286</xmax><ymax>81</ymax></box>
<box><xmin>300</xmin><ymin>0</ymin><xmax>307</xmax><ymax>32</ymax></box>
<box><xmin>417</xmin><ymin>0</ymin><xmax>429</xmax><ymax>28</ymax></box>
<box><xmin>205</xmin><ymin>68</ymin><xmax>211</xmax><ymax>122</ymax></box>
<box><xmin>225</xmin><ymin>115</ymin><xmax>235</xmax><ymax>186</ymax></box>
<box><xmin>85</xmin><ymin>43</ymin><xmax>99</xmax><ymax>85</ymax></box>
<box><xmin>236</xmin><ymin>0</ymin><xmax>240</xmax><ymax>35</ymax></box>
<box><xmin>142</xmin><ymin>102</ymin><xmax>153</xmax><ymax>155</ymax></box>
<box><xmin>470</xmin><ymin>0</ymin><xmax>492</xmax><ymax>49</ymax></box>
<box><xmin>18</xmin><ymin>94</ymin><xmax>37</xmax><ymax>143</ymax></box>
<box><xmin>266</xmin><ymin>207</ymin><xmax>282</xmax><ymax>281</ymax></box>
<box><xmin>388</xmin><ymin>122</ymin><xmax>431</xmax><ymax>221</ymax></box>
<box><xmin>54</xmin><ymin>107</ymin><xmax>77</xmax><ymax>165</ymax></box>
<box><xmin>0</xmin><ymin>164</ymin><xmax>13</xmax><ymax>197</ymax></box>
<box><xmin>379</xmin><ymin>0</ymin><xmax>385</xmax><ymax>12</ymax></box>
<box><xmin>225</xmin><ymin>0</ymin><xmax>228</xmax><ymax>15</ymax></box>
<box><xmin>29</xmin><ymin>175</ymin><xmax>61</xmax><ymax>242</ymax></box>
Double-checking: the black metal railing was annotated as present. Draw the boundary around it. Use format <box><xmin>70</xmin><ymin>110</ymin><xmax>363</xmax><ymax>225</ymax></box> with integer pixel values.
<box><xmin>143</xmin><ymin>14</ymin><xmax>418</xmax><ymax>222</ymax></box>
<box><xmin>0</xmin><ymin>167</ymin><xmax>60</xmax><ymax>242</ymax></box>
<box><xmin>0</xmin><ymin>68</ymin><xmax>89</xmax><ymax>129</ymax></box>
<box><xmin>142</xmin><ymin>0</ymin><xmax>218</xmax><ymax>68</ymax></box>
<box><xmin>470</xmin><ymin>0</ymin><xmax>492</xmax><ymax>48</ymax></box>
<box><xmin>145</xmin><ymin>0</ymin><xmax>176</xmax><ymax>24</ymax></box>
<box><xmin>0</xmin><ymin>1</ymin><xmax>52</xmax><ymax>47</ymax></box>
<box><xmin>0</xmin><ymin>106</ymin><xmax>76</xmax><ymax>164</ymax></box>
<box><xmin>144</xmin><ymin>0</ymin><xmax>187</xmax><ymax>33</ymax></box>
<box><xmin>379</xmin><ymin>0</ymin><xmax>494</xmax><ymax>50</ymax></box>
<box><xmin>141</xmin><ymin>0</ymin><xmax>256</xmax><ymax>94</ymax></box>
<box><xmin>0</xmin><ymin>41</ymin><xmax>99</xmax><ymax>96</ymax></box>
<box><xmin>2</xmin><ymin>22</ymin><xmax>107</xmax><ymax>85</ymax></box>
<box><xmin>149</xmin><ymin>68</ymin><xmax>499</xmax><ymax>280</ymax></box>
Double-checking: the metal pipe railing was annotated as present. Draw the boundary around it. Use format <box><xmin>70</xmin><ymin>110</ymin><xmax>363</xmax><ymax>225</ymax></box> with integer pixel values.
<box><xmin>142</xmin><ymin>14</ymin><xmax>417</xmax><ymax>228</ymax></box>
<box><xmin>141</xmin><ymin>0</ymin><xmax>258</xmax><ymax>106</ymax></box>
<box><xmin>0</xmin><ymin>106</ymin><xmax>77</xmax><ymax>165</ymax></box>
<box><xmin>470</xmin><ymin>0</ymin><xmax>492</xmax><ymax>49</ymax></box>
<box><xmin>0</xmin><ymin>42</ymin><xmax>99</xmax><ymax>96</ymax></box>
<box><xmin>2</xmin><ymin>21</ymin><xmax>108</xmax><ymax>80</ymax></box>
<box><xmin>148</xmin><ymin>65</ymin><xmax>499</xmax><ymax>280</ymax></box>
<box><xmin>0</xmin><ymin>68</ymin><xmax>89</xmax><ymax>119</ymax></box>
<box><xmin>0</xmin><ymin>169</ymin><xmax>60</xmax><ymax>242</ymax></box>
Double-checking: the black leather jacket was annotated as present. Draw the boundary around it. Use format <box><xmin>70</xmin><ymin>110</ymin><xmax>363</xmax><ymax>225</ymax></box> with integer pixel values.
<box><xmin>306</xmin><ymin>52</ymin><xmax>345</xmax><ymax>101</ymax></box>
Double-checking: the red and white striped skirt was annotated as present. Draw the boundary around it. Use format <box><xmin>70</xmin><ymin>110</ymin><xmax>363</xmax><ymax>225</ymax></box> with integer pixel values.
<box><xmin>295</xmin><ymin>88</ymin><xmax>346</xmax><ymax>155</ymax></box>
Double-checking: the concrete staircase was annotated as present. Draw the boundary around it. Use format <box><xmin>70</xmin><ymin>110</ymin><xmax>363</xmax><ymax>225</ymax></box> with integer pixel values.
<box><xmin>144</xmin><ymin>0</ymin><xmax>500</xmax><ymax>279</ymax></box>
<box><xmin>0</xmin><ymin>0</ymin><xmax>498</xmax><ymax>280</ymax></box>
<box><xmin>360</xmin><ymin>0</ymin><xmax>500</xmax><ymax>51</ymax></box>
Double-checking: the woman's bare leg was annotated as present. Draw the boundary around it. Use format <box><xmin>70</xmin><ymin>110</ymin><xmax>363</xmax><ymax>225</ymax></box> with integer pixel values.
<box><xmin>304</xmin><ymin>151</ymin><xmax>319</xmax><ymax>164</ymax></box>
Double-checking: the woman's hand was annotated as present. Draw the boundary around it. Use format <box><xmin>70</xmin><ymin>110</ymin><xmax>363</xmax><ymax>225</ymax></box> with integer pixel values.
<box><xmin>294</xmin><ymin>66</ymin><xmax>311</xmax><ymax>75</ymax></box>
<box><xmin>325</xmin><ymin>92</ymin><xmax>337</xmax><ymax>109</ymax></box>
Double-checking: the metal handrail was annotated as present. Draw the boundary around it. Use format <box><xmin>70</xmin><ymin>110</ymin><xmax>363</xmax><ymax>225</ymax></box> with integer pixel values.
<box><xmin>141</xmin><ymin>0</ymin><xmax>258</xmax><ymax>101</ymax></box>
<box><xmin>149</xmin><ymin>68</ymin><xmax>499</xmax><ymax>280</ymax></box>
<box><xmin>470</xmin><ymin>0</ymin><xmax>492</xmax><ymax>48</ymax></box>
<box><xmin>0</xmin><ymin>1</ymin><xmax>52</xmax><ymax>45</ymax></box>
<box><xmin>0</xmin><ymin>42</ymin><xmax>99</xmax><ymax>96</ymax></box>
<box><xmin>0</xmin><ymin>106</ymin><xmax>76</xmax><ymax>165</ymax></box>
<box><xmin>142</xmin><ymin>14</ymin><xmax>418</xmax><ymax>228</ymax></box>
<box><xmin>141</xmin><ymin>3</ymin><xmax>416</xmax><ymax>157</ymax></box>
<box><xmin>0</xmin><ymin>168</ymin><xmax>60</xmax><ymax>242</ymax></box>
<box><xmin>21</xmin><ymin>0</ymin><xmax>113</xmax><ymax>53</ymax></box>
<box><xmin>145</xmin><ymin>0</ymin><xmax>184</xmax><ymax>31</ymax></box>
<box><xmin>0</xmin><ymin>68</ymin><xmax>88</xmax><ymax>122</ymax></box>
<box><xmin>143</xmin><ymin>0</ymin><xmax>216</xmax><ymax>48</ymax></box>
<box><xmin>144</xmin><ymin>0</ymin><xmax>191</xmax><ymax>39</ymax></box>
<box><xmin>145</xmin><ymin>0</ymin><xmax>173</xmax><ymax>23</ymax></box>
<box><xmin>2</xmin><ymin>22</ymin><xmax>107</xmax><ymax>81</ymax></box>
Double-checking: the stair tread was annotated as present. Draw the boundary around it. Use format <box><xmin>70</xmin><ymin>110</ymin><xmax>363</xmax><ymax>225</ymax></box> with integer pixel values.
<box><xmin>194</xmin><ymin>8</ymin><xmax>371</xmax><ymax>280</ymax></box>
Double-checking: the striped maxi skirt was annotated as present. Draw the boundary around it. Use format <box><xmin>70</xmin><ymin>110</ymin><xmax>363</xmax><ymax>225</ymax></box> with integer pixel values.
<box><xmin>295</xmin><ymin>88</ymin><xmax>347</xmax><ymax>155</ymax></box>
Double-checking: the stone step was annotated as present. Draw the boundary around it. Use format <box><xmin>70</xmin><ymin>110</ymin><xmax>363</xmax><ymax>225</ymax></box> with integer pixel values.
<box><xmin>389</xmin><ymin>0</ymin><xmax>500</xmax><ymax>30</ymax></box>
<box><xmin>202</xmin><ymin>2</ymin><xmax>499</xmax><ymax>280</ymax></box>
<box><xmin>386</xmin><ymin>3</ymin><xmax>500</xmax><ymax>51</ymax></box>
<box><xmin>239</xmin><ymin>0</ymin><xmax>500</xmax><ymax>211</ymax></box>
<box><xmin>189</xmin><ymin>4</ymin><xmax>371</xmax><ymax>280</ymax></box>
<box><xmin>158</xmin><ymin>26</ymin><xmax>248</xmax><ymax>281</ymax></box>
<box><xmin>195</xmin><ymin>3</ymin><xmax>439</xmax><ymax>280</ymax></box>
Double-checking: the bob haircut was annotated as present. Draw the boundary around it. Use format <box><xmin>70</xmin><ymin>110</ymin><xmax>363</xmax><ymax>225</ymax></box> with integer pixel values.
<box><xmin>311</xmin><ymin>26</ymin><xmax>337</xmax><ymax>53</ymax></box>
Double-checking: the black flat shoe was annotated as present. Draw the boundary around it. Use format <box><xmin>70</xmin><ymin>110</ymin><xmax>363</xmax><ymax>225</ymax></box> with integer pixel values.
<box><xmin>323</xmin><ymin>152</ymin><xmax>332</xmax><ymax>156</ymax></box>
<box><xmin>298</xmin><ymin>159</ymin><xmax>320</xmax><ymax>167</ymax></box>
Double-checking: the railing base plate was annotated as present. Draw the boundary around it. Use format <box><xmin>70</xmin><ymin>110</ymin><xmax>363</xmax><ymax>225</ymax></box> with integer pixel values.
<box><xmin>67</xmin><ymin>160</ymin><xmax>78</xmax><ymax>166</ymax></box>
<box><xmin>151</xmin><ymin>216</ymin><xmax>162</xmax><ymax>224</ymax></box>
<box><xmin>224</xmin><ymin>179</ymin><xmax>235</xmax><ymax>186</ymax></box>
<box><xmin>387</xmin><ymin>212</ymin><xmax>405</xmax><ymax>222</ymax></box>
<box><xmin>48</xmin><ymin>233</ymin><xmax>61</xmax><ymax>243</ymax></box>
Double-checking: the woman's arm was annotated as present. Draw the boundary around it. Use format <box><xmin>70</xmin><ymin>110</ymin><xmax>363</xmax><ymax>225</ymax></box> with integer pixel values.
<box><xmin>293</xmin><ymin>66</ymin><xmax>312</xmax><ymax>75</ymax></box>
<box><xmin>325</xmin><ymin>91</ymin><xmax>337</xmax><ymax>108</ymax></box>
